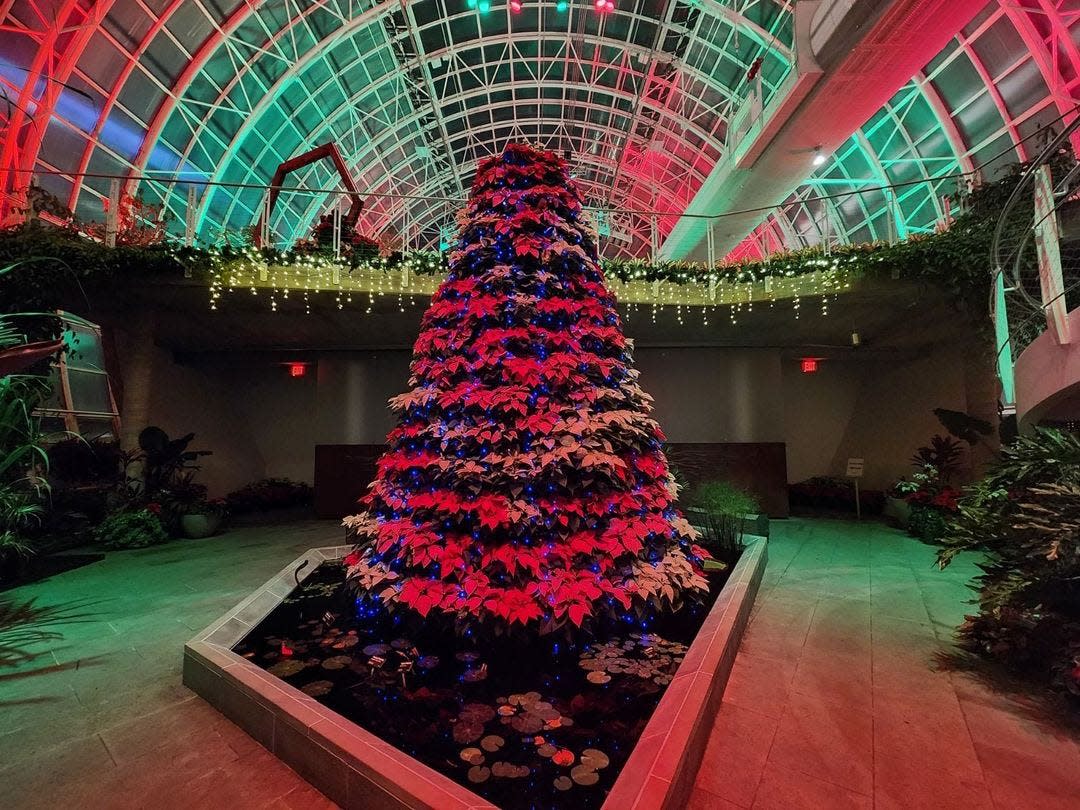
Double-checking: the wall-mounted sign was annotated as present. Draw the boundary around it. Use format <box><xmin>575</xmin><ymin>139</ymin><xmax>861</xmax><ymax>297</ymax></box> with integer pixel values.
<box><xmin>846</xmin><ymin>457</ymin><xmax>865</xmax><ymax>478</ymax></box>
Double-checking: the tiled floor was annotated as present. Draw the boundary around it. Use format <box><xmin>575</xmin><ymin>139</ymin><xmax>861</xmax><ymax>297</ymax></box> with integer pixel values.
<box><xmin>689</xmin><ymin>518</ymin><xmax>1080</xmax><ymax>810</ymax></box>
<box><xmin>2</xmin><ymin>518</ymin><xmax>1078</xmax><ymax>809</ymax></box>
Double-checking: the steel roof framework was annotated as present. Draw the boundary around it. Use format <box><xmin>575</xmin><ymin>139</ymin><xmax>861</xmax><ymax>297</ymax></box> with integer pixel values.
<box><xmin>0</xmin><ymin>0</ymin><xmax>1076</xmax><ymax>259</ymax></box>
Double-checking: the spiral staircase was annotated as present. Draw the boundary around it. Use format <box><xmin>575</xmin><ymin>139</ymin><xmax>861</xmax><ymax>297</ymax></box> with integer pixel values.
<box><xmin>992</xmin><ymin>117</ymin><xmax>1080</xmax><ymax>429</ymax></box>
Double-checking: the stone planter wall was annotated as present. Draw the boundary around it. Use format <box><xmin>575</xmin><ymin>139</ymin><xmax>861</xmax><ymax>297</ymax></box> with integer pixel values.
<box><xmin>183</xmin><ymin>537</ymin><xmax>768</xmax><ymax>809</ymax></box>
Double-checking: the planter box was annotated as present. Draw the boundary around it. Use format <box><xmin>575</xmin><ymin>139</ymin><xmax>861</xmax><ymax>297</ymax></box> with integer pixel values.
<box><xmin>183</xmin><ymin>538</ymin><xmax>768</xmax><ymax>809</ymax></box>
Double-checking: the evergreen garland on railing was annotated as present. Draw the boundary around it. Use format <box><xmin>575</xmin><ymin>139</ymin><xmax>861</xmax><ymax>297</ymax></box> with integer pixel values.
<box><xmin>0</xmin><ymin>157</ymin><xmax>1054</xmax><ymax>322</ymax></box>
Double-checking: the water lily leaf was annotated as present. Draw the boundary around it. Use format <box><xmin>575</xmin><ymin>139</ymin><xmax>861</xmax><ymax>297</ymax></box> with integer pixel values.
<box><xmin>267</xmin><ymin>659</ymin><xmax>306</xmax><ymax>677</ymax></box>
<box><xmin>467</xmin><ymin>766</ymin><xmax>491</xmax><ymax>784</ymax></box>
<box><xmin>480</xmin><ymin>735</ymin><xmax>505</xmax><ymax>752</ymax></box>
<box><xmin>301</xmin><ymin>680</ymin><xmax>333</xmax><ymax>697</ymax></box>
<box><xmin>571</xmin><ymin>766</ymin><xmax>599</xmax><ymax>786</ymax></box>
<box><xmin>581</xmin><ymin>749</ymin><xmax>610</xmax><ymax>769</ymax></box>
<box><xmin>459</xmin><ymin>748</ymin><xmax>484</xmax><ymax>765</ymax></box>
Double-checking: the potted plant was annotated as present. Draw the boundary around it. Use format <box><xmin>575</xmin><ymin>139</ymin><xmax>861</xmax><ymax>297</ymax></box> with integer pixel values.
<box><xmin>179</xmin><ymin>498</ymin><xmax>227</xmax><ymax>539</ymax></box>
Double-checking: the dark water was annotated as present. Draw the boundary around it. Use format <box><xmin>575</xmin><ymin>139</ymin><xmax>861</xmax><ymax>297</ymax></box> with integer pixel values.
<box><xmin>233</xmin><ymin>559</ymin><xmax>735</xmax><ymax>810</ymax></box>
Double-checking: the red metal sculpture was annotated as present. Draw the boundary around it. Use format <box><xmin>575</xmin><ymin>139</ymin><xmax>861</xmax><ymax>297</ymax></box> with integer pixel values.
<box><xmin>253</xmin><ymin>142</ymin><xmax>363</xmax><ymax>247</ymax></box>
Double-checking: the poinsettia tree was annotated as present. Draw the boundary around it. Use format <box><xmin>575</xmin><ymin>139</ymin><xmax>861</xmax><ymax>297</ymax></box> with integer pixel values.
<box><xmin>344</xmin><ymin>142</ymin><xmax>709</xmax><ymax>635</ymax></box>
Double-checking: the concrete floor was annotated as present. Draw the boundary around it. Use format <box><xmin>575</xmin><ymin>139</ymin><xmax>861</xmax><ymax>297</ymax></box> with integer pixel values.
<box><xmin>2</xmin><ymin>518</ymin><xmax>1078</xmax><ymax>809</ymax></box>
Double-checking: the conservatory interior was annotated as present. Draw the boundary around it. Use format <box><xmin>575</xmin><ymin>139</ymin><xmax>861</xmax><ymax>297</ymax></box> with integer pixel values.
<box><xmin>2</xmin><ymin>1</ymin><xmax>1080</xmax><ymax>809</ymax></box>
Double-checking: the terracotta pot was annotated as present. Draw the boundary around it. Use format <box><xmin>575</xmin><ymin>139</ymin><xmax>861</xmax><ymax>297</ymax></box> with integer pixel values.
<box><xmin>180</xmin><ymin>513</ymin><xmax>222</xmax><ymax>539</ymax></box>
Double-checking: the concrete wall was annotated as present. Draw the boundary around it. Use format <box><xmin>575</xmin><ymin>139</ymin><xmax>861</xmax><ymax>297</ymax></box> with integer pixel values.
<box><xmin>115</xmin><ymin>342</ymin><xmax>266</xmax><ymax>498</ymax></box>
<box><xmin>129</xmin><ymin>341</ymin><xmax>974</xmax><ymax>496</ymax></box>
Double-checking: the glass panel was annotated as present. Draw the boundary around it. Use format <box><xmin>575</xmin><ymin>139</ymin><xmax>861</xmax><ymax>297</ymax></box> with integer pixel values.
<box><xmin>64</xmin><ymin>324</ymin><xmax>105</xmax><ymax>371</ymax></box>
<box><xmin>67</xmin><ymin>368</ymin><xmax>113</xmax><ymax>415</ymax></box>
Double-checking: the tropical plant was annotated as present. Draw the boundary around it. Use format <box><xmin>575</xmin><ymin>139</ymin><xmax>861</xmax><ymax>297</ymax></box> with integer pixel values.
<box><xmin>94</xmin><ymin>508</ymin><xmax>168</xmax><ymax>550</ymax></box>
<box><xmin>688</xmin><ymin>481</ymin><xmax>758</xmax><ymax>552</ymax></box>
<box><xmin>137</xmin><ymin>426</ymin><xmax>211</xmax><ymax>498</ymax></box>
<box><xmin>939</xmin><ymin>428</ymin><xmax>1080</xmax><ymax>703</ymax></box>
<box><xmin>911</xmin><ymin>435</ymin><xmax>964</xmax><ymax>481</ymax></box>
<box><xmin>933</xmin><ymin>407</ymin><xmax>994</xmax><ymax>446</ymax></box>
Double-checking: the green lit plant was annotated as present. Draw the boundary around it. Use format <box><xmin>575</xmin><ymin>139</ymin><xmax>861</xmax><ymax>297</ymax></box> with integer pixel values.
<box><xmin>95</xmin><ymin>508</ymin><xmax>168</xmax><ymax>550</ymax></box>
<box><xmin>688</xmin><ymin>481</ymin><xmax>758</xmax><ymax>552</ymax></box>
<box><xmin>0</xmin><ymin>344</ymin><xmax>53</xmax><ymax>580</ymax></box>
<box><xmin>939</xmin><ymin>428</ymin><xmax>1080</xmax><ymax>704</ymax></box>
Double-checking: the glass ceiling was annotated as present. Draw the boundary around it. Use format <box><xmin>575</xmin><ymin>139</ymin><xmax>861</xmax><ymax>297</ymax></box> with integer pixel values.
<box><xmin>0</xmin><ymin>0</ymin><xmax>1076</xmax><ymax>260</ymax></box>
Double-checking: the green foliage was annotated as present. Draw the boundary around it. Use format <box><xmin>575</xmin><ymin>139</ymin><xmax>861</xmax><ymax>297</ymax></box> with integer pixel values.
<box><xmin>95</xmin><ymin>509</ymin><xmax>168</xmax><ymax>550</ymax></box>
<box><xmin>0</xmin><ymin>156</ymin><xmax>1071</xmax><ymax>328</ymax></box>
<box><xmin>689</xmin><ymin>481</ymin><xmax>758</xmax><ymax>551</ymax></box>
<box><xmin>908</xmin><ymin>504</ymin><xmax>949</xmax><ymax>542</ymax></box>
<box><xmin>911</xmin><ymin>435</ymin><xmax>964</xmax><ymax>482</ymax></box>
<box><xmin>939</xmin><ymin>428</ymin><xmax>1080</xmax><ymax>703</ymax></box>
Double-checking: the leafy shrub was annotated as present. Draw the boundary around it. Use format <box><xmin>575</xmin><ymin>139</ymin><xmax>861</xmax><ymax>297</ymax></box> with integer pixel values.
<box><xmin>939</xmin><ymin>428</ymin><xmax>1080</xmax><ymax>703</ymax></box>
<box><xmin>225</xmin><ymin>478</ymin><xmax>312</xmax><ymax>514</ymax></box>
<box><xmin>95</xmin><ymin>509</ymin><xmax>168</xmax><ymax>550</ymax></box>
<box><xmin>688</xmin><ymin>481</ymin><xmax>758</xmax><ymax>551</ymax></box>
<box><xmin>908</xmin><ymin>504</ymin><xmax>949</xmax><ymax>542</ymax></box>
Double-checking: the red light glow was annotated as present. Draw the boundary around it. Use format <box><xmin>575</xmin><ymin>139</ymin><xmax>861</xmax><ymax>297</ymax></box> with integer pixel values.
<box><xmin>288</xmin><ymin>362</ymin><xmax>307</xmax><ymax>378</ymax></box>
<box><xmin>801</xmin><ymin>358</ymin><xmax>819</xmax><ymax>374</ymax></box>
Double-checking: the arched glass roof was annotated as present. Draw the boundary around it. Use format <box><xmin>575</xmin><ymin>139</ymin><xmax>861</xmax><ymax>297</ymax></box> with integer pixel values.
<box><xmin>0</xmin><ymin>0</ymin><xmax>1076</xmax><ymax>260</ymax></box>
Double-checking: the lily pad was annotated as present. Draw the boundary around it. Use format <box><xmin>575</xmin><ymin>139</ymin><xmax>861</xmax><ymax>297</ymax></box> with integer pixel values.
<box><xmin>267</xmin><ymin>659</ymin><xmax>306</xmax><ymax>677</ymax></box>
<box><xmin>459</xmin><ymin>747</ymin><xmax>485</xmax><ymax>765</ymax></box>
<box><xmin>553</xmin><ymin>776</ymin><xmax>573</xmax><ymax>791</ymax></box>
<box><xmin>301</xmin><ymin>680</ymin><xmax>333</xmax><ymax>697</ymax></box>
<box><xmin>511</xmin><ymin>715</ymin><xmax>544</xmax><ymax>734</ymax></box>
<box><xmin>452</xmin><ymin>721</ymin><xmax>484</xmax><ymax>744</ymax></box>
<box><xmin>416</xmin><ymin>655</ymin><xmax>439</xmax><ymax>670</ymax></box>
<box><xmin>459</xmin><ymin>703</ymin><xmax>496</xmax><ymax>723</ymax></box>
<box><xmin>321</xmin><ymin>655</ymin><xmax>352</xmax><ymax>670</ymax></box>
<box><xmin>586</xmin><ymin>671</ymin><xmax>611</xmax><ymax>684</ymax></box>
<box><xmin>467</xmin><ymin>765</ymin><xmax>490</xmax><ymax>784</ymax></box>
<box><xmin>480</xmin><ymin>734</ymin><xmax>505</xmax><ymax>752</ymax></box>
<box><xmin>571</xmin><ymin>765</ymin><xmax>600</xmax><ymax>786</ymax></box>
<box><xmin>581</xmin><ymin>749</ymin><xmax>610</xmax><ymax>769</ymax></box>
<box><xmin>362</xmin><ymin>643</ymin><xmax>390</xmax><ymax>656</ymax></box>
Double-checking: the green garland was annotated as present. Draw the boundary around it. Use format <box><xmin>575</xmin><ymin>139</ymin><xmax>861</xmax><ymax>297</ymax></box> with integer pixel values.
<box><xmin>0</xmin><ymin>158</ymin><xmax>1053</xmax><ymax>321</ymax></box>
